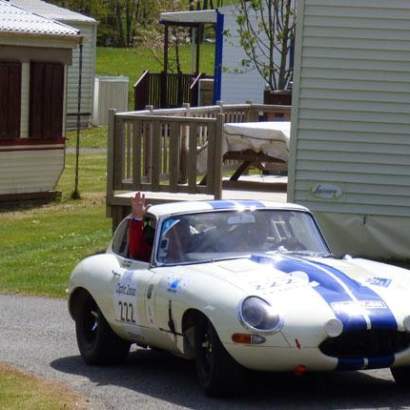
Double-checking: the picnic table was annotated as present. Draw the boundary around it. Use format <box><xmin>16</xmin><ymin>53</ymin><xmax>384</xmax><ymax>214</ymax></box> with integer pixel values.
<box><xmin>223</xmin><ymin>121</ymin><xmax>290</xmax><ymax>181</ymax></box>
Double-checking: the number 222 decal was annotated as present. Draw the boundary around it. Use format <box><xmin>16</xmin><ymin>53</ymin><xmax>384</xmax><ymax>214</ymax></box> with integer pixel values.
<box><xmin>114</xmin><ymin>270</ymin><xmax>139</xmax><ymax>325</ymax></box>
<box><xmin>118</xmin><ymin>301</ymin><xmax>136</xmax><ymax>323</ymax></box>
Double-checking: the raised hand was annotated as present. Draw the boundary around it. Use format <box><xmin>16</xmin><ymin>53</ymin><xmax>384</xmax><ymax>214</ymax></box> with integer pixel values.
<box><xmin>131</xmin><ymin>192</ymin><xmax>147</xmax><ymax>219</ymax></box>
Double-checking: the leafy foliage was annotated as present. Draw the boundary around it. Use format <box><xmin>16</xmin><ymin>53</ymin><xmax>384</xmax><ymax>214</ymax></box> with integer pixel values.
<box><xmin>236</xmin><ymin>0</ymin><xmax>296</xmax><ymax>90</ymax></box>
<box><xmin>47</xmin><ymin>0</ymin><xmax>229</xmax><ymax>47</ymax></box>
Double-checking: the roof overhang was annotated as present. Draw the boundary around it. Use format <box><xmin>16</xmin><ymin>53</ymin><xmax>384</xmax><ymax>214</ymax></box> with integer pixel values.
<box><xmin>0</xmin><ymin>0</ymin><xmax>82</xmax><ymax>46</ymax></box>
<box><xmin>160</xmin><ymin>10</ymin><xmax>217</xmax><ymax>26</ymax></box>
<box><xmin>0</xmin><ymin>31</ymin><xmax>82</xmax><ymax>49</ymax></box>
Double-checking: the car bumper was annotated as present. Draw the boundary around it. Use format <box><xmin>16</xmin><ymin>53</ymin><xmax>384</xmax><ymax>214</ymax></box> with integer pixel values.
<box><xmin>224</xmin><ymin>344</ymin><xmax>410</xmax><ymax>372</ymax></box>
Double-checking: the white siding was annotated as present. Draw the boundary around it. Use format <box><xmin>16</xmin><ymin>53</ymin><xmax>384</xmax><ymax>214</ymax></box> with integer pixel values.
<box><xmin>220</xmin><ymin>5</ymin><xmax>266</xmax><ymax>104</ymax></box>
<box><xmin>0</xmin><ymin>148</ymin><xmax>64</xmax><ymax>194</ymax></box>
<box><xmin>63</xmin><ymin>21</ymin><xmax>96</xmax><ymax>130</ymax></box>
<box><xmin>290</xmin><ymin>0</ymin><xmax>410</xmax><ymax>216</ymax></box>
<box><xmin>289</xmin><ymin>0</ymin><xmax>410</xmax><ymax>257</ymax></box>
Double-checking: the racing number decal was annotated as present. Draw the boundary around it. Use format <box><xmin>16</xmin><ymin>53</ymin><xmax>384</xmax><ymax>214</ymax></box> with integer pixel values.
<box><xmin>114</xmin><ymin>270</ymin><xmax>139</xmax><ymax>326</ymax></box>
<box><xmin>118</xmin><ymin>301</ymin><xmax>136</xmax><ymax>323</ymax></box>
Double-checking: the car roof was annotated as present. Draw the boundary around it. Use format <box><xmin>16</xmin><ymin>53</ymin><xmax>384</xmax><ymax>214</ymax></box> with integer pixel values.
<box><xmin>147</xmin><ymin>200</ymin><xmax>309</xmax><ymax>218</ymax></box>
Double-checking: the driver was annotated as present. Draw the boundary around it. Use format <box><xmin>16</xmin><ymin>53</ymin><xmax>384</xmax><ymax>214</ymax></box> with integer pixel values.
<box><xmin>128</xmin><ymin>192</ymin><xmax>153</xmax><ymax>262</ymax></box>
<box><xmin>164</xmin><ymin>218</ymin><xmax>192</xmax><ymax>262</ymax></box>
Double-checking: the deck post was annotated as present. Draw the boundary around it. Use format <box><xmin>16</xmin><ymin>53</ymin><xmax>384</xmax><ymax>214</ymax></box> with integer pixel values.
<box><xmin>217</xmin><ymin>100</ymin><xmax>224</xmax><ymax>112</ymax></box>
<box><xmin>114</xmin><ymin>115</ymin><xmax>124</xmax><ymax>190</ymax></box>
<box><xmin>106</xmin><ymin>109</ymin><xmax>116</xmax><ymax>217</ymax></box>
<box><xmin>179</xmin><ymin>103</ymin><xmax>190</xmax><ymax>184</ymax></box>
<box><xmin>246</xmin><ymin>101</ymin><xmax>258</xmax><ymax>122</ymax></box>
<box><xmin>143</xmin><ymin>105</ymin><xmax>154</xmax><ymax>179</ymax></box>
<box><xmin>214</xmin><ymin>113</ymin><xmax>224</xmax><ymax>199</ymax></box>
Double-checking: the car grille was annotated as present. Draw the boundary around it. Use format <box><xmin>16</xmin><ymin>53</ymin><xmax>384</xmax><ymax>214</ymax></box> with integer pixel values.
<box><xmin>320</xmin><ymin>330</ymin><xmax>410</xmax><ymax>358</ymax></box>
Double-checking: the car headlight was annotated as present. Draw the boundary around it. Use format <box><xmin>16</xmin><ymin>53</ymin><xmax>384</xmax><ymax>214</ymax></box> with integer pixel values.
<box><xmin>239</xmin><ymin>296</ymin><xmax>283</xmax><ymax>333</ymax></box>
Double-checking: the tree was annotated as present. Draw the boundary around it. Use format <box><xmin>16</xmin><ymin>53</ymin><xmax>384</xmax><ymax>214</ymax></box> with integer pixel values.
<box><xmin>189</xmin><ymin>0</ymin><xmax>225</xmax><ymax>9</ymax></box>
<box><xmin>236</xmin><ymin>0</ymin><xmax>296</xmax><ymax>91</ymax></box>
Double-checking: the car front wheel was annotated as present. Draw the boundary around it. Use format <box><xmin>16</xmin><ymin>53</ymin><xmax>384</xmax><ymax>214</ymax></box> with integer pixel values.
<box><xmin>75</xmin><ymin>294</ymin><xmax>130</xmax><ymax>365</ymax></box>
<box><xmin>194</xmin><ymin>317</ymin><xmax>245</xmax><ymax>396</ymax></box>
<box><xmin>391</xmin><ymin>366</ymin><xmax>410</xmax><ymax>386</ymax></box>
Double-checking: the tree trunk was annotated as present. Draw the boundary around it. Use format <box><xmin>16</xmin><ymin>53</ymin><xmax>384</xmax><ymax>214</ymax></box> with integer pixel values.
<box><xmin>114</xmin><ymin>0</ymin><xmax>125</xmax><ymax>47</ymax></box>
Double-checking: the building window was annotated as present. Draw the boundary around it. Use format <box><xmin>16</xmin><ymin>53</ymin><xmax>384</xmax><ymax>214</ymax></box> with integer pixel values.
<box><xmin>29</xmin><ymin>62</ymin><xmax>64</xmax><ymax>140</ymax></box>
<box><xmin>0</xmin><ymin>61</ymin><xmax>21</xmax><ymax>139</ymax></box>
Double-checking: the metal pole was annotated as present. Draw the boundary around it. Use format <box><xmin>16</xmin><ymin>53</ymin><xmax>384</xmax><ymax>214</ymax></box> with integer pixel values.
<box><xmin>163</xmin><ymin>24</ymin><xmax>169</xmax><ymax>74</ymax></box>
<box><xmin>71</xmin><ymin>41</ymin><xmax>83</xmax><ymax>199</ymax></box>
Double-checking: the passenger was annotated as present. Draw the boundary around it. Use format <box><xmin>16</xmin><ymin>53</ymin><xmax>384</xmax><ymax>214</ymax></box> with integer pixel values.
<box><xmin>128</xmin><ymin>192</ymin><xmax>153</xmax><ymax>262</ymax></box>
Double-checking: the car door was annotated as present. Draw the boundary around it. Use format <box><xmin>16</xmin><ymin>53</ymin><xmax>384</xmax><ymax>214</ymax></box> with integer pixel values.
<box><xmin>110</xmin><ymin>216</ymin><xmax>156</xmax><ymax>341</ymax></box>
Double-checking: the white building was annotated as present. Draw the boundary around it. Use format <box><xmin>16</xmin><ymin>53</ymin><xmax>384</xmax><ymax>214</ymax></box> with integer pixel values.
<box><xmin>289</xmin><ymin>0</ymin><xmax>410</xmax><ymax>259</ymax></box>
<box><xmin>0</xmin><ymin>0</ymin><xmax>80</xmax><ymax>201</ymax></box>
<box><xmin>11</xmin><ymin>0</ymin><xmax>97</xmax><ymax>129</ymax></box>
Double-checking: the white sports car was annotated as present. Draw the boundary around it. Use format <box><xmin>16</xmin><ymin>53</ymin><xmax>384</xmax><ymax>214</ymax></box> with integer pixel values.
<box><xmin>68</xmin><ymin>200</ymin><xmax>410</xmax><ymax>396</ymax></box>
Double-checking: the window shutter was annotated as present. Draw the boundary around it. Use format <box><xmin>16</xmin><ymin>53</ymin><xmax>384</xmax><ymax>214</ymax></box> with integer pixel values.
<box><xmin>29</xmin><ymin>62</ymin><xmax>64</xmax><ymax>140</ymax></box>
<box><xmin>0</xmin><ymin>61</ymin><xmax>21</xmax><ymax>139</ymax></box>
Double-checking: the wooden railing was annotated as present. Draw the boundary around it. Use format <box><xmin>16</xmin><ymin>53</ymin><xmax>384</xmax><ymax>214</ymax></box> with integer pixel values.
<box><xmin>134</xmin><ymin>71</ymin><xmax>212</xmax><ymax>110</ymax></box>
<box><xmin>107</xmin><ymin>109</ymin><xmax>224</xmax><ymax>202</ymax></box>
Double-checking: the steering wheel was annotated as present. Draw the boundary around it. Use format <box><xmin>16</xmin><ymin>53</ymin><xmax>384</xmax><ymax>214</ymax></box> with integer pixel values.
<box><xmin>277</xmin><ymin>238</ymin><xmax>307</xmax><ymax>252</ymax></box>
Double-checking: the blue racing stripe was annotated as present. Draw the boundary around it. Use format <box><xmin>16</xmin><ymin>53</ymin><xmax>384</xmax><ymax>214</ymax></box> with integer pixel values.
<box><xmin>314</xmin><ymin>261</ymin><xmax>397</xmax><ymax>331</ymax></box>
<box><xmin>208</xmin><ymin>200</ymin><xmax>265</xmax><ymax>210</ymax></box>
<box><xmin>264</xmin><ymin>255</ymin><xmax>368</xmax><ymax>332</ymax></box>
<box><xmin>251</xmin><ymin>254</ymin><xmax>398</xmax><ymax>370</ymax></box>
<box><xmin>337</xmin><ymin>357</ymin><xmax>365</xmax><ymax>371</ymax></box>
<box><xmin>207</xmin><ymin>200</ymin><xmax>237</xmax><ymax>209</ymax></box>
<box><xmin>236</xmin><ymin>200</ymin><xmax>265</xmax><ymax>209</ymax></box>
<box><xmin>367</xmin><ymin>355</ymin><xmax>395</xmax><ymax>369</ymax></box>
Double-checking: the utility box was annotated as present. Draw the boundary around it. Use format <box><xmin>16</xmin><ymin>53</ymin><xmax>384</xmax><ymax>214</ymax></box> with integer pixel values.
<box><xmin>92</xmin><ymin>76</ymin><xmax>129</xmax><ymax>126</ymax></box>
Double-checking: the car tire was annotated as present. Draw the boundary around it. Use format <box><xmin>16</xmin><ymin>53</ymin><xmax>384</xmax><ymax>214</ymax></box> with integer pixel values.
<box><xmin>75</xmin><ymin>294</ymin><xmax>130</xmax><ymax>365</ymax></box>
<box><xmin>194</xmin><ymin>317</ymin><xmax>245</xmax><ymax>396</ymax></box>
<box><xmin>391</xmin><ymin>367</ymin><xmax>410</xmax><ymax>386</ymax></box>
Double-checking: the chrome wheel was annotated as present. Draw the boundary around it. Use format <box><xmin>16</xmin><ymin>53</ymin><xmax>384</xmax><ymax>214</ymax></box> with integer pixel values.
<box><xmin>82</xmin><ymin>301</ymin><xmax>99</xmax><ymax>344</ymax></box>
<box><xmin>75</xmin><ymin>292</ymin><xmax>130</xmax><ymax>365</ymax></box>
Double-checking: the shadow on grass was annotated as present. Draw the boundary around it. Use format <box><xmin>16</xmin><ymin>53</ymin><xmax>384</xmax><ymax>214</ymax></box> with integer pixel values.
<box><xmin>51</xmin><ymin>348</ymin><xmax>410</xmax><ymax>409</ymax></box>
<box><xmin>0</xmin><ymin>195</ymin><xmax>61</xmax><ymax>213</ymax></box>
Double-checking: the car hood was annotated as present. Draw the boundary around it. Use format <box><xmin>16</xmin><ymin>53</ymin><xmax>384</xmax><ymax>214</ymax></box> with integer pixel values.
<box><xmin>188</xmin><ymin>254</ymin><xmax>410</xmax><ymax>292</ymax></box>
<box><xmin>187</xmin><ymin>254</ymin><xmax>410</xmax><ymax>332</ymax></box>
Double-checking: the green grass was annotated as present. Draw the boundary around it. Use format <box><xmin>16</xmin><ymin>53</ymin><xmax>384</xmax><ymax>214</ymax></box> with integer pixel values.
<box><xmin>59</xmin><ymin>153</ymin><xmax>107</xmax><ymax>198</ymax></box>
<box><xmin>0</xmin><ymin>199</ymin><xmax>111</xmax><ymax>298</ymax></box>
<box><xmin>0</xmin><ymin>364</ymin><xmax>85</xmax><ymax>409</ymax></box>
<box><xmin>96</xmin><ymin>44</ymin><xmax>215</xmax><ymax>109</ymax></box>
<box><xmin>66</xmin><ymin>126</ymin><xmax>107</xmax><ymax>149</ymax></box>
<box><xmin>0</xmin><ymin>153</ymin><xmax>111</xmax><ymax>298</ymax></box>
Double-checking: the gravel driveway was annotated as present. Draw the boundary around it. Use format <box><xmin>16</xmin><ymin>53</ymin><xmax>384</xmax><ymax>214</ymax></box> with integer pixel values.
<box><xmin>0</xmin><ymin>293</ymin><xmax>409</xmax><ymax>409</ymax></box>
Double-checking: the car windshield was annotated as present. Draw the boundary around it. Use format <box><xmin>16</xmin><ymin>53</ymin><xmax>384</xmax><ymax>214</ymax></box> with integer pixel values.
<box><xmin>156</xmin><ymin>210</ymin><xmax>329</xmax><ymax>265</ymax></box>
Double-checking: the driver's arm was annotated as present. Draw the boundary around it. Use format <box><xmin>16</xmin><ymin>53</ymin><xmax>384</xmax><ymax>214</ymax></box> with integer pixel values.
<box><xmin>127</xmin><ymin>192</ymin><xmax>152</xmax><ymax>262</ymax></box>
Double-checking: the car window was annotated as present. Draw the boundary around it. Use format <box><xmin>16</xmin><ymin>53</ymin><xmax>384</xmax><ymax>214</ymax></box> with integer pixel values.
<box><xmin>157</xmin><ymin>210</ymin><xmax>329</xmax><ymax>265</ymax></box>
<box><xmin>111</xmin><ymin>218</ymin><xmax>129</xmax><ymax>258</ymax></box>
<box><xmin>112</xmin><ymin>216</ymin><xmax>156</xmax><ymax>262</ymax></box>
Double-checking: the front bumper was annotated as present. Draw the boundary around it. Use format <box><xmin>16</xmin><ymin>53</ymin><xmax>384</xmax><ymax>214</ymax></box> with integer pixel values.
<box><xmin>224</xmin><ymin>344</ymin><xmax>410</xmax><ymax>372</ymax></box>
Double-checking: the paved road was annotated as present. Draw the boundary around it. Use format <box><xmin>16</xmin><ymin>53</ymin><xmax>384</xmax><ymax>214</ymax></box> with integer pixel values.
<box><xmin>1</xmin><ymin>293</ymin><xmax>409</xmax><ymax>409</ymax></box>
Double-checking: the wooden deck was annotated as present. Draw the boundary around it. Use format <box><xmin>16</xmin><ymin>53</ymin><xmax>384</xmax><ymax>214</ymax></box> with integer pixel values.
<box><xmin>107</xmin><ymin>103</ymin><xmax>291</xmax><ymax>230</ymax></box>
